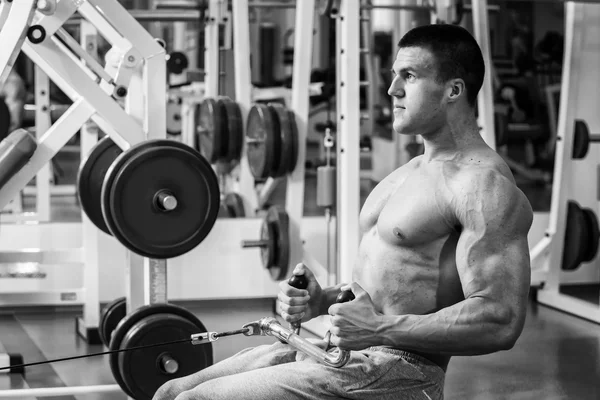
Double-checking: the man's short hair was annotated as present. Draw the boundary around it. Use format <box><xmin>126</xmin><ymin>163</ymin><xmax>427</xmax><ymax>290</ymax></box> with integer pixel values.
<box><xmin>398</xmin><ymin>24</ymin><xmax>485</xmax><ymax>107</ymax></box>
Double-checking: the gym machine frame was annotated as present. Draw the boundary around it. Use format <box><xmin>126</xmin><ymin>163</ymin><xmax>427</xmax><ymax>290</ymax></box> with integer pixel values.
<box><xmin>535</xmin><ymin>1</ymin><xmax>600</xmax><ymax>324</ymax></box>
<box><xmin>0</xmin><ymin>0</ymin><xmax>169</xmax><ymax>396</ymax></box>
<box><xmin>472</xmin><ymin>0</ymin><xmax>600</xmax><ymax>313</ymax></box>
<box><xmin>0</xmin><ymin>0</ymin><xmax>96</xmax><ymax>311</ymax></box>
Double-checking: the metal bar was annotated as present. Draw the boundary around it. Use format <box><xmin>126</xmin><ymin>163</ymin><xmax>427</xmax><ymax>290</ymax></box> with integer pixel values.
<box><xmin>34</xmin><ymin>66</ymin><xmax>51</xmax><ymax>222</ymax></box>
<box><xmin>286</xmin><ymin>0</ymin><xmax>316</xmax><ymax>274</ymax></box>
<box><xmin>0</xmin><ymin>0</ymin><xmax>36</xmax><ymax>86</ymax></box>
<box><xmin>472</xmin><ymin>0</ymin><xmax>496</xmax><ymax>150</ymax></box>
<box><xmin>542</xmin><ymin>1</ymin><xmax>581</xmax><ymax>292</ymax></box>
<box><xmin>0</xmin><ymin>385</ymin><xmax>121</xmax><ymax>398</ymax></box>
<box><xmin>0</xmin><ymin>100</ymin><xmax>94</xmax><ymax>210</ymax></box>
<box><xmin>0</xmin><ymin>249</ymin><xmax>83</xmax><ymax>264</ymax></box>
<box><xmin>55</xmin><ymin>28</ymin><xmax>113</xmax><ymax>84</ymax></box>
<box><xmin>205</xmin><ymin>0</ymin><xmax>221</xmax><ymax>97</ymax></box>
<box><xmin>64</xmin><ymin>10</ymin><xmax>203</xmax><ymax>24</ymax></box>
<box><xmin>337</xmin><ymin>0</ymin><xmax>361</xmax><ymax>284</ymax></box>
<box><xmin>59</xmin><ymin>2</ymin><xmax>504</xmax><ymax>28</ymax></box>
<box><xmin>232</xmin><ymin>0</ymin><xmax>259</xmax><ymax>216</ymax></box>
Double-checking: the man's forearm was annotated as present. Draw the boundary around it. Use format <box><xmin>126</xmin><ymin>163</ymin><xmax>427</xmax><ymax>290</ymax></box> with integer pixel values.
<box><xmin>375</xmin><ymin>297</ymin><xmax>520</xmax><ymax>356</ymax></box>
<box><xmin>318</xmin><ymin>284</ymin><xmax>346</xmax><ymax>316</ymax></box>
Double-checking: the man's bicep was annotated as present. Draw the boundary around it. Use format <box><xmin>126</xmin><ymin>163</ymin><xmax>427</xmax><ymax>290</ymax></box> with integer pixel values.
<box><xmin>456</xmin><ymin>228</ymin><xmax>531</xmax><ymax>301</ymax></box>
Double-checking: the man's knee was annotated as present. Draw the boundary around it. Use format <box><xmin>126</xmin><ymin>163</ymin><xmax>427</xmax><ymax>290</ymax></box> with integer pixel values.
<box><xmin>153</xmin><ymin>378</ymin><xmax>186</xmax><ymax>400</ymax></box>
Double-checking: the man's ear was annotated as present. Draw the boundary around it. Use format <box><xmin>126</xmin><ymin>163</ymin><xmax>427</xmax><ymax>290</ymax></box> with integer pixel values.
<box><xmin>447</xmin><ymin>79</ymin><xmax>466</xmax><ymax>102</ymax></box>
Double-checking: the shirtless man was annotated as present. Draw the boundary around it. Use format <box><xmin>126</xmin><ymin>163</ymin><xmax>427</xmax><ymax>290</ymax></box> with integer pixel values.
<box><xmin>154</xmin><ymin>24</ymin><xmax>533</xmax><ymax>400</ymax></box>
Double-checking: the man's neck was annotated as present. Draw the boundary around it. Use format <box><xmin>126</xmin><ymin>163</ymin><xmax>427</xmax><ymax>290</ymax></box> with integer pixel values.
<box><xmin>420</xmin><ymin>112</ymin><xmax>484</xmax><ymax>162</ymax></box>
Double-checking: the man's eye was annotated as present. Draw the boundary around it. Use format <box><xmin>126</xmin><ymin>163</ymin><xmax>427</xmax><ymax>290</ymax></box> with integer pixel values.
<box><xmin>406</xmin><ymin>73</ymin><xmax>415</xmax><ymax>81</ymax></box>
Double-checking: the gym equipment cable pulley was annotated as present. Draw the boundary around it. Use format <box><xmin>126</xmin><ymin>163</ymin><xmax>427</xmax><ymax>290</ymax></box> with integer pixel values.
<box><xmin>0</xmin><ymin>275</ymin><xmax>356</xmax><ymax>374</ymax></box>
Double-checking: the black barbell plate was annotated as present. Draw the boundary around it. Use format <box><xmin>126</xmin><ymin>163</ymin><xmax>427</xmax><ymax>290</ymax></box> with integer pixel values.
<box><xmin>246</xmin><ymin>104</ymin><xmax>277</xmax><ymax>180</ymax></box>
<box><xmin>78</xmin><ymin>136</ymin><xmax>123</xmax><ymax>236</ymax></box>
<box><xmin>109</xmin><ymin>303</ymin><xmax>213</xmax><ymax>400</ymax></box>
<box><xmin>573</xmin><ymin>119</ymin><xmax>589</xmax><ymax>160</ymax></box>
<box><xmin>101</xmin><ymin>140</ymin><xmax>220</xmax><ymax>259</ymax></box>
<box><xmin>218</xmin><ymin>97</ymin><xmax>244</xmax><ymax>162</ymax></box>
<box><xmin>197</xmin><ymin>98</ymin><xmax>225</xmax><ymax>164</ymax></box>
<box><xmin>286</xmin><ymin>109</ymin><xmax>299</xmax><ymax>174</ymax></box>
<box><xmin>99</xmin><ymin>297</ymin><xmax>127</xmax><ymax>348</ymax></box>
<box><xmin>118</xmin><ymin>313</ymin><xmax>212</xmax><ymax>400</ymax></box>
<box><xmin>167</xmin><ymin>51</ymin><xmax>189</xmax><ymax>75</ymax></box>
<box><xmin>265</xmin><ymin>206</ymin><xmax>290</xmax><ymax>281</ymax></box>
<box><xmin>260</xmin><ymin>218</ymin><xmax>277</xmax><ymax>271</ymax></box>
<box><xmin>0</xmin><ymin>99</ymin><xmax>11</xmax><ymax>142</ymax></box>
<box><xmin>581</xmin><ymin>207</ymin><xmax>600</xmax><ymax>263</ymax></box>
<box><xmin>562</xmin><ymin>201</ymin><xmax>587</xmax><ymax>271</ymax></box>
<box><xmin>166</xmin><ymin>100</ymin><xmax>182</xmax><ymax>136</ymax></box>
<box><xmin>268</xmin><ymin>103</ymin><xmax>294</xmax><ymax>178</ymax></box>
<box><xmin>223</xmin><ymin>192</ymin><xmax>245</xmax><ymax>218</ymax></box>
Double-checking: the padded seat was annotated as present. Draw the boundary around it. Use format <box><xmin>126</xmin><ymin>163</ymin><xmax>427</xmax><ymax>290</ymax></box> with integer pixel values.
<box><xmin>0</xmin><ymin>128</ymin><xmax>37</xmax><ymax>189</ymax></box>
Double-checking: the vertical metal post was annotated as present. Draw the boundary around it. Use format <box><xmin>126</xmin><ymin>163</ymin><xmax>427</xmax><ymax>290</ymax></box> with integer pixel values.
<box><xmin>542</xmin><ymin>2</ymin><xmax>581</xmax><ymax>294</ymax></box>
<box><xmin>77</xmin><ymin>19</ymin><xmax>101</xmax><ymax>340</ymax></box>
<box><xmin>232</xmin><ymin>0</ymin><xmax>258</xmax><ymax>216</ymax></box>
<box><xmin>337</xmin><ymin>0</ymin><xmax>361</xmax><ymax>284</ymax></box>
<box><xmin>34</xmin><ymin>66</ymin><xmax>51</xmax><ymax>222</ymax></box>
<box><xmin>205</xmin><ymin>0</ymin><xmax>221</xmax><ymax>98</ymax></box>
<box><xmin>287</xmin><ymin>0</ymin><xmax>315</xmax><ymax>272</ymax></box>
<box><xmin>392</xmin><ymin>0</ymin><xmax>417</xmax><ymax>169</ymax></box>
<box><xmin>471</xmin><ymin>0</ymin><xmax>495</xmax><ymax>150</ymax></box>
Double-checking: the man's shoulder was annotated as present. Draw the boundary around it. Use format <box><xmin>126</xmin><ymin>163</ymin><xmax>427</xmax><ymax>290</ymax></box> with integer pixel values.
<box><xmin>446</xmin><ymin>157</ymin><xmax>533</xmax><ymax>229</ymax></box>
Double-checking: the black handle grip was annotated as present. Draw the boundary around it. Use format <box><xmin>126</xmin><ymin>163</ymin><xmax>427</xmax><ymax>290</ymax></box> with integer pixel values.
<box><xmin>288</xmin><ymin>274</ymin><xmax>309</xmax><ymax>290</ymax></box>
<box><xmin>336</xmin><ymin>290</ymin><xmax>355</xmax><ymax>303</ymax></box>
<box><xmin>287</xmin><ymin>274</ymin><xmax>309</xmax><ymax>336</ymax></box>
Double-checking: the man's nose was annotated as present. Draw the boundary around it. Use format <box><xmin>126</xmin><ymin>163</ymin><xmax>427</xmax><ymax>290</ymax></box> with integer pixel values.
<box><xmin>387</xmin><ymin>78</ymin><xmax>404</xmax><ymax>97</ymax></box>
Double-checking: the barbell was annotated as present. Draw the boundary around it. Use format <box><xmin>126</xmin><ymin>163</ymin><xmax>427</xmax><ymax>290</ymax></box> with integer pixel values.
<box><xmin>78</xmin><ymin>137</ymin><xmax>221</xmax><ymax>259</ymax></box>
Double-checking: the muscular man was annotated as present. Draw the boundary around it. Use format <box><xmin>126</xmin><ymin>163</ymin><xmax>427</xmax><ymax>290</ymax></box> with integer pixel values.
<box><xmin>154</xmin><ymin>24</ymin><xmax>533</xmax><ymax>400</ymax></box>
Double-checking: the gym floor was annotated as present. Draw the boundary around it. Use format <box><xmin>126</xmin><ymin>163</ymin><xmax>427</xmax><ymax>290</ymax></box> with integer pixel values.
<box><xmin>2</xmin><ymin>146</ymin><xmax>597</xmax><ymax>399</ymax></box>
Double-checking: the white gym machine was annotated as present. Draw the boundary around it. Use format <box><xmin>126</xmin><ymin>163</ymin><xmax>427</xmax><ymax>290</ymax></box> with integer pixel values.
<box><xmin>534</xmin><ymin>1</ymin><xmax>600</xmax><ymax>324</ymax></box>
<box><xmin>0</xmin><ymin>0</ymin><xmax>168</xmax><ymax>396</ymax></box>
<box><xmin>472</xmin><ymin>0</ymin><xmax>600</xmax><ymax>321</ymax></box>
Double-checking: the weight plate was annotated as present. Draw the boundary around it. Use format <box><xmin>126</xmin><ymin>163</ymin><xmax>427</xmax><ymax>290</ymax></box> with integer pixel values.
<box><xmin>99</xmin><ymin>296</ymin><xmax>126</xmax><ymax>347</ymax></box>
<box><xmin>260</xmin><ymin>218</ymin><xmax>276</xmax><ymax>270</ymax></box>
<box><xmin>268</xmin><ymin>103</ymin><xmax>293</xmax><ymax>178</ymax></box>
<box><xmin>582</xmin><ymin>208</ymin><xmax>600</xmax><ymax>263</ymax></box>
<box><xmin>78</xmin><ymin>136</ymin><xmax>123</xmax><ymax>235</ymax></box>
<box><xmin>223</xmin><ymin>192</ymin><xmax>245</xmax><ymax>218</ymax></box>
<box><xmin>0</xmin><ymin>98</ymin><xmax>11</xmax><ymax>142</ymax></box>
<box><xmin>246</xmin><ymin>104</ymin><xmax>277</xmax><ymax>179</ymax></box>
<box><xmin>562</xmin><ymin>201</ymin><xmax>587</xmax><ymax>271</ymax></box>
<box><xmin>166</xmin><ymin>99</ymin><xmax>182</xmax><ymax>136</ymax></box>
<box><xmin>218</xmin><ymin>97</ymin><xmax>244</xmax><ymax>162</ymax></box>
<box><xmin>109</xmin><ymin>303</ymin><xmax>213</xmax><ymax>400</ymax></box>
<box><xmin>166</xmin><ymin>51</ymin><xmax>189</xmax><ymax>75</ymax></box>
<box><xmin>286</xmin><ymin>110</ymin><xmax>299</xmax><ymax>174</ymax></box>
<box><xmin>197</xmin><ymin>98</ymin><xmax>225</xmax><ymax>163</ymax></box>
<box><xmin>101</xmin><ymin>140</ymin><xmax>220</xmax><ymax>259</ymax></box>
<box><xmin>119</xmin><ymin>313</ymin><xmax>212</xmax><ymax>400</ymax></box>
<box><xmin>216</xmin><ymin>98</ymin><xmax>230</xmax><ymax>160</ymax></box>
<box><xmin>264</xmin><ymin>205</ymin><xmax>290</xmax><ymax>281</ymax></box>
<box><xmin>572</xmin><ymin>119</ymin><xmax>589</xmax><ymax>160</ymax></box>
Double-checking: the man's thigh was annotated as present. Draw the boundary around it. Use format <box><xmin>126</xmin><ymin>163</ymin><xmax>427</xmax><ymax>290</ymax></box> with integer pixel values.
<box><xmin>154</xmin><ymin>341</ymin><xmax>298</xmax><ymax>399</ymax></box>
<box><xmin>174</xmin><ymin>347</ymin><xmax>441</xmax><ymax>400</ymax></box>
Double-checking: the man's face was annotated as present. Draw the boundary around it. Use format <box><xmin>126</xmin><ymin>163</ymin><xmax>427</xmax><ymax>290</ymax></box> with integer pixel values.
<box><xmin>388</xmin><ymin>46</ymin><xmax>448</xmax><ymax>135</ymax></box>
